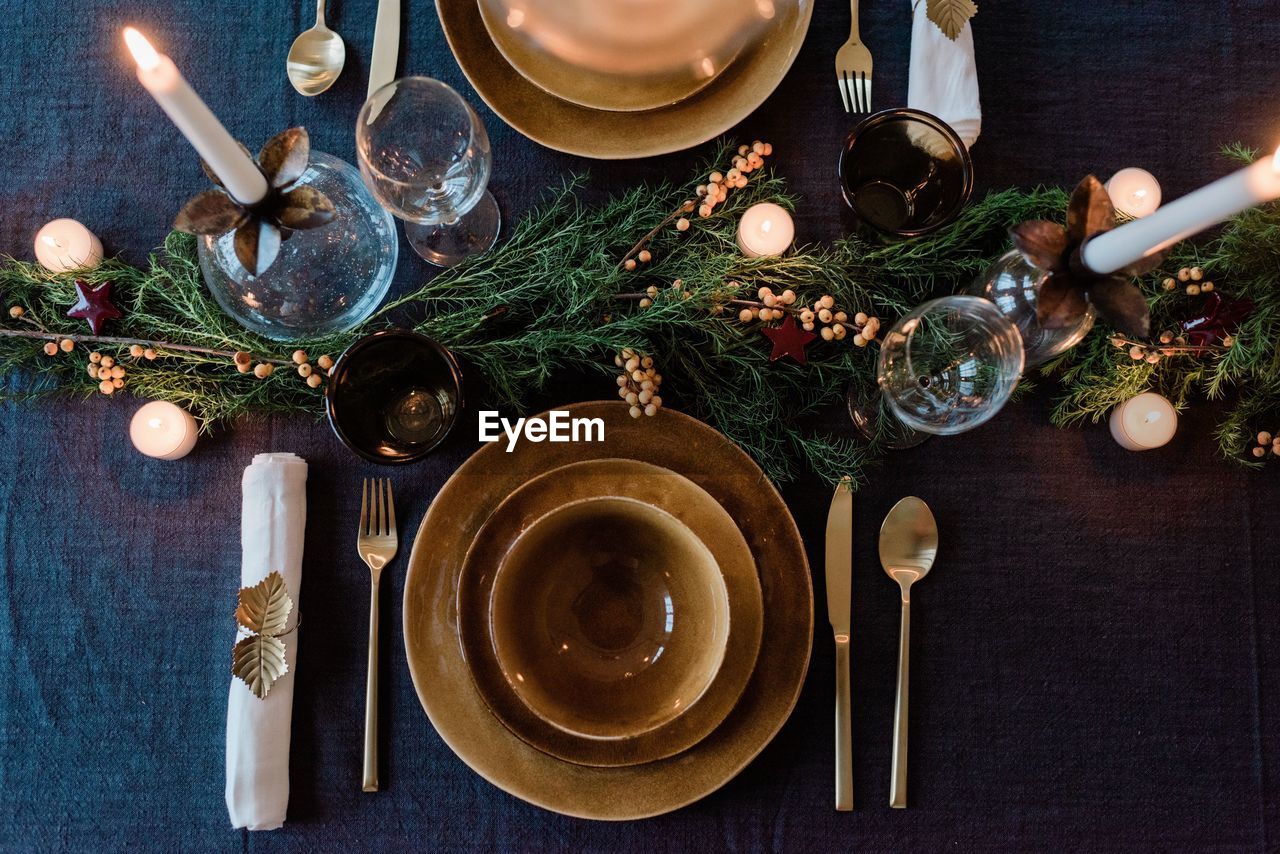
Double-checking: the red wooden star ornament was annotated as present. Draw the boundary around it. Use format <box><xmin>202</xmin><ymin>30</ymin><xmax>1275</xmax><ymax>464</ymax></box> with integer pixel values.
<box><xmin>761</xmin><ymin>315</ymin><xmax>817</xmax><ymax>364</ymax></box>
<box><xmin>66</xmin><ymin>279</ymin><xmax>123</xmax><ymax>335</ymax></box>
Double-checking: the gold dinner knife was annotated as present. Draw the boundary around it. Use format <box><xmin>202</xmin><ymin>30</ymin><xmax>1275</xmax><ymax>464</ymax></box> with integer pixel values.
<box><xmin>826</xmin><ymin>478</ymin><xmax>854</xmax><ymax>811</ymax></box>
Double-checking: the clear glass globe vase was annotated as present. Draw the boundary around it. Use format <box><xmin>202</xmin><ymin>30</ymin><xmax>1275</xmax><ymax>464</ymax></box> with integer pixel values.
<box><xmin>970</xmin><ymin>249</ymin><xmax>1096</xmax><ymax>367</ymax></box>
<box><xmin>197</xmin><ymin>151</ymin><xmax>399</xmax><ymax>341</ymax></box>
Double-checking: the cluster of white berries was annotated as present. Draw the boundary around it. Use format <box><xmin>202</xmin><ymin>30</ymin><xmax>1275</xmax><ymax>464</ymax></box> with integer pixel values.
<box><xmin>736</xmin><ymin>287</ymin><xmax>881</xmax><ymax>347</ymax></box>
<box><xmin>86</xmin><ymin>350</ymin><xmax>143</xmax><ymax>395</ymax></box>
<box><xmin>638</xmin><ymin>279</ymin><xmax>692</xmax><ymax>309</ymax></box>
<box><xmin>1113</xmin><ymin>326</ymin><xmax>1234</xmax><ymax>364</ymax></box>
<box><xmin>235</xmin><ymin>349</ymin><xmax>334</xmax><ymax>388</ymax></box>
<box><xmin>692</xmin><ymin>141</ymin><xmax>772</xmax><ymax>220</ymax></box>
<box><xmin>623</xmin><ymin>248</ymin><xmax>655</xmax><ymax>273</ymax></box>
<box><xmin>1161</xmin><ymin>266</ymin><xmax>1215</xmax><ymax>296</ymax></box>
<box><xmin>1251</xmin><ymin>431</ymin><xmax>1280</xmax><ymax>459</ymax></box>
<box><xmin>614</xmin><ymin>348</ymin><xmax>664</xmax><ymax>418</ymax></box>
<box><xmin>736</xmin><ymin>284</ymin><xmax>797</xmax><ymax>322</ymax></box>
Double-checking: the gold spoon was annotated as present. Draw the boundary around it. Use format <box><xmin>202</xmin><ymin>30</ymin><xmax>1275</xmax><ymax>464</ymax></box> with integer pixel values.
<box><xmin>878</xmin><ymin>496</ymin><xmax>938</xmax><ymax>809</ymax></box>
<box><xmin>287</xmin><ymin>0</ymin><xmax>346</xmax><ymax>96</ymax></box>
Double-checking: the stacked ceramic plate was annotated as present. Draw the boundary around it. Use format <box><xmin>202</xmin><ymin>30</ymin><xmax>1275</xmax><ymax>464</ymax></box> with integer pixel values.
<box><xmin>434</xmin><ymin>0</ymin><xmax>814</xmax><ymax>159</ymax></box>
<box><xmin>403</xmin><ymin>402</ymin><xmax>813</xmax><ymax>818</ymax></box>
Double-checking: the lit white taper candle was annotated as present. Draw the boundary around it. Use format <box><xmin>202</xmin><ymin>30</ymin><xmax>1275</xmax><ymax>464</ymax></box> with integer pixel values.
<box><xmin>1083</xmin><ymin>146</ymin><xmax>1280</xmax><ymax>275</ymax></box>
<box><xmin>123</xmin><ymin>27</ymin><xmax>268</xmax><ymax>205</ymax></box>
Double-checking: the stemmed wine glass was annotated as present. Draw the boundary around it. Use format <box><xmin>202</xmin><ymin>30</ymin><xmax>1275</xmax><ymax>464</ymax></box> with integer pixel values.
<box><xmin>356</xmin><ymin>76</ymin><xmax>501</xmax><ymax>267</ymax></box>
<box><xmin>849</xmin><ymin>295</ymin><xmax>1025</xmax><ymax>445</ymax></box>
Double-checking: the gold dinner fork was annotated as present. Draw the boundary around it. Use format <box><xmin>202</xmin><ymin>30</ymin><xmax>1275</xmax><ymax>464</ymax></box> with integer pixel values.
<box><xmin>835</xmin><ymin>0</ymin><xmax>873</xmax><ymax>113</ymax></box>
<box><xmin>357</xmin><ymin>477</ymin><xmax>398</xmax><ymax>792</ymax></box>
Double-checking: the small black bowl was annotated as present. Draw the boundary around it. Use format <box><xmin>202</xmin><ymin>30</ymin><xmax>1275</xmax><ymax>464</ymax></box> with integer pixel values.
<box><xmin>838</xmin><ymin>108</ymin><xmax>974</xmax><ymax>239</ymax></box>
<box><xmin>326</xmin><ymin>329</ymin><xmax>464</xmax><ymax>464</ymax></box>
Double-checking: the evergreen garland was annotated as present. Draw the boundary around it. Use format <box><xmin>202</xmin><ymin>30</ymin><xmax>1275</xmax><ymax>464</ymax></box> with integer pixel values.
<box><xmin>0</xmin><ymin>142</ymin><xmax>1274</xmax><ymax>482</ymax></box>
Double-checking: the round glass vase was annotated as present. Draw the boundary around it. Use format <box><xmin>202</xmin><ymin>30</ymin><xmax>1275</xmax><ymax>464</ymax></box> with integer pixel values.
<box><xmin>197</xmin><ymin>151</ymin><xmax>399</xmax><ymax>342</ymax></box>
<box><xmin>970</xmin><ymin>249</ymin><xmax>1096</xmax><ymax>367</ymax></box>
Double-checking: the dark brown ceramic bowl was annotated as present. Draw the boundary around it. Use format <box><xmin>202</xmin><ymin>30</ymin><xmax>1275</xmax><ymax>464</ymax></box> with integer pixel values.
<box><xmin>493</xmin><ymin>496</ymin><xmax>729</xmax><ymax>739</ymax></box>
<box><xmin>456</xmin><ymin>457</ymin><xmax>764</xmax><ymax>767</ymax></box>
<box><xmin>325</xmin><ymin>329</ymin><xmax>463</xmax><ymax>464</ymax></box>
<box><xmin>838</xmin><ymin>107</ymin><xmax>974</xmax><ymax>238</ymax></box>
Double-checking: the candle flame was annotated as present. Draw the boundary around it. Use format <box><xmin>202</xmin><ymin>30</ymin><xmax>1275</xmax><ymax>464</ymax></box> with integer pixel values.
<box><xmin>760</xmin><ymin>219</ymin><xmax>773</xmax><ymax>234</ymax></box>
<box><xmin>1272</xmin><ymin>144</ymin><xmax>1280</xmax><ymax>172</ymax></box>
<box><xmin>148</xmin><ymin>417</ymin><xmax>164</xmax><ymax>430</ymax></box>
<box><xmin>123</xmin><ymin>27</ymin><xmax>161</xmax><ymax>72</ymax></box>
<box><xmin>40</xmin><ymin>235</ymin><xmax>62</xmax><ymax>249</ymax></box>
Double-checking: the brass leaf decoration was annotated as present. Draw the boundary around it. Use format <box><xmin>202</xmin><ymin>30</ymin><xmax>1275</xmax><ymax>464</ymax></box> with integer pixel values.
<box><xmin>174</xmin><ymin>191</ymin><xmax>249</xmax><ymax>236</ymax></box>
<box><xmin>232</xmin><ymin>634</ymin><xmax>289</xmax><ymax>700</ymax></box>
<box><xmin>1009</xmin><ymin>220</ymin><xmax>1069</xmax><ymax>272</ymax></box>
<box><xmin>177</xmin><ymin>126</ymin><xmax>334</xmax><ymax>276</ymax></box>
<box><xmin>234</xmin><ymin>220</ymin><xmax>282</xmax><ymax>277</ymax></box>
<box><xmin>1088</xmin><ymin>278</ymin><xmax>1152</xmax><ymax>337</ymax></box>
<box><xmin>276</xmin><ymin>186</ymin><xmax>337</xmax><ymax>230</ymax></box>
<box><xmin>926</xmin><ymin>0</ymin><xmax>978</xmax><ymax>40</ymax></box>
<box><xmin>1036</xmin><ymin>273</ymin><xmax>1090</xmax><ymax>329</ymax></box>
<box><xmin>235</xmin><ymin>571</ymin><xmax>293</xmax><ymax>635</ymax></box>
<box><xmin>231</xmin><ymin>570</ymin><xmax>295</xmax><ymax>700</ymax></box>
<box><xmin>1066</xmin><ymin>175</ymin><xmax>1115</xmax><ymax>243</ymax></box>
<box><xmin>258</xmin><ymin>127</ymin><xmax>310</xmax><ymax>190</ymax></box>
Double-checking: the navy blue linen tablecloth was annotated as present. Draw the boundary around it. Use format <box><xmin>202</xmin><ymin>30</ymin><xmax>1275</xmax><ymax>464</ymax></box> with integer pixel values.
<box><xmin>2</xmin><ymin>1</ymin><xmax>1280</xmax><ymax>851</ymax></box>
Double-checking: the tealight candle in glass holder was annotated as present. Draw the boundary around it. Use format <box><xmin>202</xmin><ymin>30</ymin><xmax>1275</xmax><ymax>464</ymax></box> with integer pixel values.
<box><xmin>34</xmin><ymin>219</ymin><xmax>103</xmax><ymax>272</ymax></box>
<box><xmin>1104</xmin><ymin>168</ymin><xmax>1162</xmax><ymax>219</ymax></box>
<box><xmin>130</xmin><ymin>401</ymin><xmax>199</xmax><ymax>460</ymax></box>
<box><xmin>737</xmin><ymin>202</ymin><xmax>794</xmax><ymax>258</ymax></box>
<box><xmin>1109</xmin><ymin>392</ymin><xmax>1176</xmax><ymax>451</ymax></box>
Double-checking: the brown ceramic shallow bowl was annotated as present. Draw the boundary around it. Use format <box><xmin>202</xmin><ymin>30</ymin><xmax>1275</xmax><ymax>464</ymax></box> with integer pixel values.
<box><xmin>457</xmin><ymin>459</ymin><xmax>763</xmax><ymax>766</ymax></box>
<box><xmin>403</xmin><ymin>402</ymin><xmax>813</xmax><ymax>819</ymax></box>
<box><xmin>493</xmin><ymin>498</ymin><xmax>729</xmax><ymax>739</ymax></box>
<box><xmin>436</xmin><ymin>0</ymin><xmax>814</xmax><ymax>158</ymax></box>
<box><xmin>477</xmin><ymin>0</ymin><xmax>742</xmax><ymax>113</ymax></box>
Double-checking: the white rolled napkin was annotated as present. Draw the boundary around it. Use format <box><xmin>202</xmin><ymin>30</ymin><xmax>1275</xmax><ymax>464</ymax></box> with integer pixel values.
<box><xmin>907</xmin><ymin>0</ymin><xmax>982</xmax><ymax>148</ymax></box>
<box><xmin>226</xmin><ymin>452</ymin><xmax>308</xmax><ymax>830</ymax></box>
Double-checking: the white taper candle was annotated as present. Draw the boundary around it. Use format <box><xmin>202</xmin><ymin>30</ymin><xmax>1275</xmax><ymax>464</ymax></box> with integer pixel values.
<box><xmin>1083</xmin><ymin>147</ymin><xmax>1280</xmax><ymax>275</ymax></box>
<box><xmin>123</xmin><ymin>28</ymin><xmax>268</xmax><ymax>205</ymax></box>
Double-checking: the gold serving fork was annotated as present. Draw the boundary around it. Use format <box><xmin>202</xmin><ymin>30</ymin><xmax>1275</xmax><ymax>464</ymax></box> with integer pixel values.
<box><xmin>357</xmin><ymin>477</ymin><xmax>398</xmax><ymax>792</ymax></box>
<box><xmin>835</xmin><ymin>0</ymin><xmax>873</xmax><ymax>113</ymax></box>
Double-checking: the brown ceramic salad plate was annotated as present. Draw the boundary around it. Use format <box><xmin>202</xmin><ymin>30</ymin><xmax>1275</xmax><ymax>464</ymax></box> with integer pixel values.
<box><xmin>456</xmin><ymin>458</ymin><xmax>764</xmax><ymax>768</ymax></box>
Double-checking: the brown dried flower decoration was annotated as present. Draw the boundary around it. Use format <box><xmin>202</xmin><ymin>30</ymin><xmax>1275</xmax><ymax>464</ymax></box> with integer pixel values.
<box><xmin>1009</xmin><ymin>175</ymin><xmax>1161</xmax><ymax>338</ymax></box>
<box><xmin>173</xmin><ymin>127</ymin><xmax>336</xmax><ymax>276</ymax></box>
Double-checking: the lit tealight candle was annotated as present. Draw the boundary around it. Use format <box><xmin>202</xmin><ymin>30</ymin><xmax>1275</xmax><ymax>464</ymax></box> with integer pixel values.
<box><xmin>1109</xmin><ymin>392</ymin><xmax>1177</xmax><ymax>451</ymax></box>
<box><xmin>737</xmin><ymin>202</ymin><xmax>794</xmax><ymax>258</ymax></box>
<box><xmin>34</xmin><ymin>219</ymin><xmax>103</xmax><ymax>272</ymax></box>
<box><xmin>1104</xmin><ymin>167</ymin><xmax>1162</xmax><ymax>218</ymax></box>
<box><xmin>129</xmin><ymin>401</ymin><xmax>199</xmax><ymax>460</ymax></box>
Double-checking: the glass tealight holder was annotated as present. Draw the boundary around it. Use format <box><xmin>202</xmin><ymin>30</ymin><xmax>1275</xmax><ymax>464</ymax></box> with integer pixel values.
<box><xmin>326</xmin><ymin>329</ymin><xmax>464</xmax><ymax>464</ymax></box>
<box><xmin>970</xmin><ymin>249</ymin><xmax>1097</xmax><ymax>367</ymax></box>
<box><xmin>838</xmin><ymin>108</ymin><xmax>973</xmax><ymax>239</ymax></box>
<box><xmin>197</xmin><ymin>151</ymin><xmax>399</xmax><ymax>342</ymax></box>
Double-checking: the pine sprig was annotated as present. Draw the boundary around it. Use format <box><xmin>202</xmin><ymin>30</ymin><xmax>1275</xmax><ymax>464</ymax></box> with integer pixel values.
<box><xmin>4</xmin><ymin>140</ymin><xmax>1273</xmax><ymax>480</ymax></box>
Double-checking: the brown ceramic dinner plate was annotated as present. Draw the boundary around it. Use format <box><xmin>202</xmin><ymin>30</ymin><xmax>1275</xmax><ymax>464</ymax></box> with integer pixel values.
<box><xmin>403</xmin><ymin>402</ymin><xmax>813</xmax><ymax>819</ymax></box>
<box><xmin>435</xmin><ymin>0</ymin><xmax>814</xmax><ymax>158</ymax></box>
<box><xmin>456</xmin><ymin>459</ymin><xmax>764</xmax><ymax>767</ymax></box>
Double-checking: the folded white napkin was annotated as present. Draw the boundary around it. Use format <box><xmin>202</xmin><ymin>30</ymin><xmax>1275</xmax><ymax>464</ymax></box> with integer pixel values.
<box><xmin>907</xmin><ymin>0</ymin><xmax>982</xmax><ymax>148</ymax></box>
<box><xmin>226</xmin><ymin>452</ymin><xmax>308</xmax><ymax>831</ymax></box>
